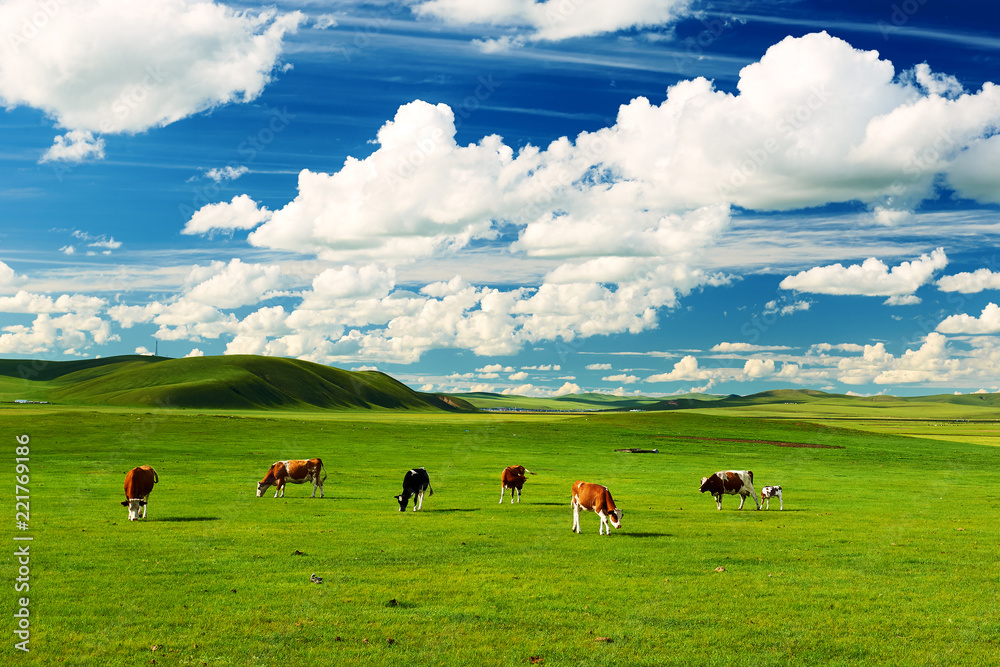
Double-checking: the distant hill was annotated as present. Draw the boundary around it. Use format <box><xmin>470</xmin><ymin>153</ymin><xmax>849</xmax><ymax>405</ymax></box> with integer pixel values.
<box><xmin>0</xmin><ymin>355</ymin><xmax>476</xmax><ymax>412</ymax></box>
<box><xmin>638</xmin><ymin>388</ymin><xmax>837</xmax><ymax>411</ymax></box>
<box><xmin>452</xmin><ymin>391</ymin><xmax>729</xmax><ymax>411</ymax></box>
<box><xmin>3</xmin><ymin>356</ymin><xmax>997</xmax><ymax>415</ymax></box>
<box><xmin>452</xmin><ymin>387</ymin><xmax>1000</xmax><ymax>414</ymax></box>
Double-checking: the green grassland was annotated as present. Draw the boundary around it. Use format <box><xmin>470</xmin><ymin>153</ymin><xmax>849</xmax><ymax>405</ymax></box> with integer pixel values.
<box><xmin>3</xmin><ymin>405</ymin><xmax>999</xmax><ymax>666</ymax></box>
<box><xmin>682</xmin><ymin>391</ymin><xmax>1000</xmax><ymax>449</ymax></box>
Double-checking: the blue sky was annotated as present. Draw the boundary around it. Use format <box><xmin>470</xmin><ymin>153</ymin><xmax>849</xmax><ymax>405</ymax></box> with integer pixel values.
<box><xmin>2</xmin><ymin>0</ymin><xmax>1000</xmax><ymax>398</ymax></box>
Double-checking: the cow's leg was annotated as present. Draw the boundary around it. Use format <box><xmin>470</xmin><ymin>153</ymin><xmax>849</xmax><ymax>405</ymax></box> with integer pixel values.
<box><xmin>415</xmin><ymin>490</ymin><xmax>423</xmax><ymax>511</ymax></box>
<box><xmin>142</xmin><ymin>495</ymin><xmax>149</xmax><ymax>519</ymax></box>
<box><xmin>778</xmin><ymin>493</ymin><xmax>783</xmax><ymax>510</ymax></box>
<box><xmin>714</xmin><ymin>493</ymin><xmax>722</xmax><ymax>510</ymax></box>
<box><xmin>747</xmin><ymin>485</ymin><xmax>761</xmax><ymax>510</ymax></box>
<box><xmin>499</xmin><ymin>485</ymin><xmax>505</xmax><ymax>504</ymax></box>
<box><xmin>599</xmin><ymin>512</ymin><xmax>607</xmax><ymax>535</ymax></box>
<box><xmin>572</xmin><ymin>502</ymin><xmax>580</xmax><ymax>533</ymax></box>
<box><xmin>738</xmin><ymin>492</ymin><xmax>747</xmax><ymax>510</ymax></box>
<box><xmin>514</xmin><ymin>486</ymin><xmax>520</xmax><ymax>503</ymax></box>
<box><xmin>763</xmin><ymin>497</ymin><xmax>769</xmax><ymax>510</ymax></box>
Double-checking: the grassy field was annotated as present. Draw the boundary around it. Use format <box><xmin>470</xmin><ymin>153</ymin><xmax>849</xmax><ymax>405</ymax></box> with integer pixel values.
<box><xmin>3</xmin><ymin>405</ymin><xmax>999</xmax><ymax>666</ymax></box>
<box><xmin>686</xmin><ymin>395</ymin><xmax>1000</xmax><ymax>448</ymax></box>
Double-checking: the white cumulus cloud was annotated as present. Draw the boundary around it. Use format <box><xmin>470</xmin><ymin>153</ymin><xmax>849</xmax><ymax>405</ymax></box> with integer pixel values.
<box><xmin>410</xmin><ymin>0</ymin><xmax>691</xmax><ymax>43</ymax></box>
<box><xmin>39</xmin><ymin>130</ymin><xmax>105</xmax><ymax>163</ymax></box>
<box><xmin>602</xmin><ymin>373</ymin><xmax>639</xmax><ymax>384</ymax></box>
<box><xmin>183</xmin><ymin>195</ymin><xmax>273</xmax><ymax>235</ymax></box>
<box><xmin>205</xmin><ymin>166</ymin><xmax>249</xmax><ymax>183</ymax></box>
<box><xmin>246</xmin><ymin>101</ymin><xmax>512</xmax><ymax>262</ymax></box>
<box><xmin>0</xmin><ymin>261</ymin><xmax>24</xmax><ymax>293</ymax></box>
<box><xmin>646</xmin><ymin>355</ymin><xmax>711</xmax><ymax>382</ymax></box>
<box><xmin>938</xmin><ymin>268</ymin><xmax>1000</xmax><ymax>294</ymax></box>
<box><xmin>711</xmin><ymin>342</ymin><xmax>793</xmax><ymax>353</ymax></box>
<box><xmin>182</xmin><ymin>259</ymin><xmax>286</xmax><ymax>309</ymax></box>
<box><xmin>937</xmin><ymin>303</ymin><xmax>1000</xmax><ymax>335</ymax></box>
<box><xmin>780</xmin><ymin>248</ymin><xmax>947</xmax><ymax>296</ymax></box>
<box><xmin>0</xmin><ymin>0</ymin><xmax>303</xmax><ymax>158</ymax></box>
<box><xmin>502</xmin><ymin>381</ymin><xmax>581</xmax><ymax>397</ymax></box>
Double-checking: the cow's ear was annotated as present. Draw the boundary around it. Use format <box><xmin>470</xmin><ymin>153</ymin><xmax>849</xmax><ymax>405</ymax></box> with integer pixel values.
<box><xmin>121</xmin><ymin>501</ymin><xmax>128</xmax><ymax>506</ymax></box>
<box><xmin>139</xmin><ymin>501</ymin><xmax>147</xmax><ymax>506</ymax></box>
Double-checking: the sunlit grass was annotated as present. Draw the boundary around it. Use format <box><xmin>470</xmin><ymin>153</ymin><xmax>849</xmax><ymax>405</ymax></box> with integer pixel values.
<box><xmin>4</xmin><ymin>408</ymin><xmax>999</xmax><ymax>665</ymax></box>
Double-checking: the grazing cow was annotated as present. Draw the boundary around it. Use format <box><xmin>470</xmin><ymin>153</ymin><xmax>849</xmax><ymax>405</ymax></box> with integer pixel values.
<box><xmin>122</xmin><ymin>465</ymin><xmax>158</xmax><ymax>521</ymax></box>
<box><xmin>760</xmin><ymin>485</ymin><xmax>783</xmax><ymax>510</ymax></box>
<box><xmin>571</xmin><ymin>481</ymin><xmax>623</xmax><ymax>535</ymax></box>
<box><xmin>499</xmin><ymin>465</ymin><xmax>534</xmax><ymax>504</ymax></box>
<box><xmin>256</xmin><ymin>458</ymin><xmax>326</xmax><ymax>498</ymax></box>
<box><xmin>395</xmin><ymin>467</ymin><xmax>433</xmax><ymax>511</ymax></box>
<box><xmin>699</xmin><ymin>470</ymin><xmax>760</xmax><ymax>510</ymax></box>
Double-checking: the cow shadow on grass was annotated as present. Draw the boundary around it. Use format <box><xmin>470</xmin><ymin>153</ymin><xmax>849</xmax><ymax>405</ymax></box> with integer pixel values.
<box><xmin>150</xmin><ymin>517</ymin><xmax>220</xmax><ymax>522</ymax></box>
<box><xmin>757</xmin><ymin>509</ymin><xmax>802</xmax><ymax>513</ymax></box>
<box><xmin>425</xmin><ymin>508</ymin><xmax>481</xmax><ymax>513</ymax></box>
<box><xmin>269</xmin><ymin>496</ymin><xmax>360</xmax><ymax>501</ymax></box>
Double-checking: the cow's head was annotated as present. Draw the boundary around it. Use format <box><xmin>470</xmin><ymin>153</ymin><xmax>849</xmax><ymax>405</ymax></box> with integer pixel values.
<box><xmin>121</xmin><ymin>499</ymin><xmax>146</xmax><ymax>521</ymax></box>
<box><xmin>698</xmin><ymin>476</ymin><xmax>710</xmax><ymax>492</ymax></box>
<box><xmin>256</xmin><ymin>481</ymin><xmax>273</xmax><ymax>497</ymax></box>
<box><xmin>394</xmin><ymin>494</ymin><xmax>408</xmax><ymax>511</ymax></box>
<box><xmin>609</xmin><ymin>508</ymin><xmax>623</xmax><ymax>529</ymax></box>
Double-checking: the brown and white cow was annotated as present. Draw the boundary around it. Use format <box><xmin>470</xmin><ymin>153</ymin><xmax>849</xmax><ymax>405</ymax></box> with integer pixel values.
<box><xmin>699</xmin><ymin>470</ymin><xmax>760</xmax><ymax>510</ymax></box>
<box><xmin>499</xmin><ymin>465</ymin><xmax>534</xmax><ymax>504</ymax></box>
<box><xmin>256</xmin><ymin>458</ymin><xmax>326</xmax><ymax>498</ymax></box>
<box><xmin>571</xmin><ymin>481</ymin><xmax>623</xmax><ymax>535</ymax></box>
<box><xmin>122</xmin><ymin>465</ymin><xmax>158</xmax><ymax>521</ymax></box>
<box><xmin>760</xmin><ymin>485</ymin><xmax>783</xmax><ymax>510</ymax></box>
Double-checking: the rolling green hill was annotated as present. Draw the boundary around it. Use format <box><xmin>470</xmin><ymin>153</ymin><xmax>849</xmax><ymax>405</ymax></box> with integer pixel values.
<box><xmin>0</xmin><ymin>355</ymin><xmax>475</xmax><ymax>412</ymax></box>
<box><xmin>3</xmin><ymin>354</ymin><xmax>998</xmax><ymax>418</ymax></box>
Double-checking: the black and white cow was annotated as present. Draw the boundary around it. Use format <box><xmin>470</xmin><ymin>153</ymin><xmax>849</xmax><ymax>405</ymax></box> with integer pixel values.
<box><xmin>760</xmin><ymin>485</ymin><xmax>783</xmax><ymax>510</ymax></box>
<box><xmin>395</xmin><ymin>467</ymin><xmax>433</xmax><ymax>511</ymax></box>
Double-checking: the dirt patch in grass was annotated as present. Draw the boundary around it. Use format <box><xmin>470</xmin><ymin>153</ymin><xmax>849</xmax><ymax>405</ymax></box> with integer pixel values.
<box><xmin>655</xmin><ymin>435</ymin><xmax>844</xmax><ymax>449</ymax></box>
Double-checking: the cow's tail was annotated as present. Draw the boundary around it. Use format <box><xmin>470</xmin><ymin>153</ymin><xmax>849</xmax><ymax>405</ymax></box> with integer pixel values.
<box><xmin>319</xmin><ymin>459</ymin><xmax>328</xmax><ymax>482</ymax></box>
<box><xmin>748</xmin><ymin>470</ymin><xmax>753</xmax><ymax>484</ymax></box>
<box><xmin>428</xmin><ymin>482</ymin><xmax>434</xmax><ymax>497</ymax></box>
<box><xmin>152</xmin><ymin>468</ymin><xmax>159</xmax><ymax>484</ymax></box>
<box><xmin>526</xmin><ymin>469</ymin><xmax>536</xmax><ymax>475</ymax></box>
